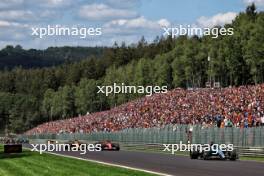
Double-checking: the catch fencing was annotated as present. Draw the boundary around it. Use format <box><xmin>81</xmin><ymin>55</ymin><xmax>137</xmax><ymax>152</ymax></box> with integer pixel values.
<box><xmin>25</xmin><ymin>125</ymin><xmax>264</xmax><ymax>147</ymax></box>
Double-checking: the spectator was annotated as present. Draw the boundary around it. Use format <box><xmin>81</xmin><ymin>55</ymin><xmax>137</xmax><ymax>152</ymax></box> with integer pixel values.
<box><xmin>26</xmin><ymin>84</ymin><xmax>264</xmax><ymax>135</ymax></box>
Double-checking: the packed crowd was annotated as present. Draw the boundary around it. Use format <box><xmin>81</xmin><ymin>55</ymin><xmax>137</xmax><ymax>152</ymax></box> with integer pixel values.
<box><xmin>26</xmin><ymin>84</ymin><xmax>264</xmax><ymax>134</ymax></box>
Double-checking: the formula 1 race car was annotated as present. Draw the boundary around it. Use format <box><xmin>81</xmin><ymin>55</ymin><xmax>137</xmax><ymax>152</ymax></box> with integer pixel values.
<box><xmin>96</xmin><ymin>140</ymin><xmax>120</xmax><ymax>151</ymax></box>
<box><xmin>65</xmin><ymin>140</ymin><xmax>86</xmax><ymax>150</ymax></box>
<box><xmin>190</xmin><ymin>144</ymin><xmax>238</xmax><ymax>161</ymax></box>
<box><xmin>47</xmin><ymin>140</ymin><xmax>57</xmax><ymax>144</ymax></box>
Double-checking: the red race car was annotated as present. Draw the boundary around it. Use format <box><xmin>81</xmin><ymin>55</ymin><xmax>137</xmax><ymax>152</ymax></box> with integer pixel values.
<box><xmin>96</xmin><ymin>140</ymin><xmax>120</xmax><ymax>151</ymax></box>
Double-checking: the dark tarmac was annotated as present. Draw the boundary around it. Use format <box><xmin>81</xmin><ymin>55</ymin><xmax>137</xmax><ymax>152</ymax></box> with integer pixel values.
<box><xmin>54</xmin><ymin>149</ymin><xmax>264</xmax><ymax>176</ymax></box>
<box><xmin>24</xmin><ymin>144</ymin><xmax>264</xmax><ymax>176</ymax></box>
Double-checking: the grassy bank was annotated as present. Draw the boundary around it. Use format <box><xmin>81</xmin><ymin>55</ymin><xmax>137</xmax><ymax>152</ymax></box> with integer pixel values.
<box><xmin>0</xmin><ymin>145</ymin><xmax>156</xmax><ymax>176</ymax></box>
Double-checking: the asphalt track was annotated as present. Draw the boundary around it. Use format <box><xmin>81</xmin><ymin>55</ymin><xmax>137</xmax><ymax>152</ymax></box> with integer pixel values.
<box><xmin>47</xmin><ymin>149</ymin><xmax>263</xmax><ymax>176</ymax></box>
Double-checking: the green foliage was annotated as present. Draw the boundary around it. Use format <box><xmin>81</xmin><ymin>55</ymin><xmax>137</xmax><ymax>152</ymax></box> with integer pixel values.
<box><xmin>0</xmin><ymin>93</ymin><xmax>40</xmax><ymax>133</ymax></box>
<box><xmin>0</xmin><ymin>46</ymin><xmax>104</xmax><ymax>69</ymax></box>
<box><xmin>75</xmin><ymin>79</ymin><xmax>106</xmax><ymax>115</ymax></box>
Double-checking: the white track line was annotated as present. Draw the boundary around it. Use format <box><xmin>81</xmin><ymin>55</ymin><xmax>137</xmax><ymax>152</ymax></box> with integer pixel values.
<box><xmin>45</xmin><ymin>151</ymin><xmax>173</xmax><ymax>176</ymax></box>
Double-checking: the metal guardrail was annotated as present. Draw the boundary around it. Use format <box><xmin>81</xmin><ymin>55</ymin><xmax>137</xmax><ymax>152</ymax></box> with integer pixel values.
<box><xmin>238</xmin><ymin>147</ymin><xmax>264</xmax><ymax>157</ymax></box>
<box><xmin>24</xmin><ymin>125</ymin><xmax>264</xmax><ymax>146</ymax></box>
<box><xmin>119</xmin><ymin>143</ymin><xmax>264</xmax><ymax>157</ymax></box>
<box><xmin>22</xmin><ymin>125</ymin><xmax>264</xmax><ymax>157</ymax></box>
<box><xmin>25</xmin><ymin>139</ymin><xmax>264</xmax><ymax>157</ymax></box>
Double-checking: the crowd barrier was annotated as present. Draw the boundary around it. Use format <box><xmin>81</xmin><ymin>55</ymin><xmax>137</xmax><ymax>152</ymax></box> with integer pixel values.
<box><xmin>22</xmin><ymin>125</ymin><xmax>264</xmax><ymax>157</ymax></box>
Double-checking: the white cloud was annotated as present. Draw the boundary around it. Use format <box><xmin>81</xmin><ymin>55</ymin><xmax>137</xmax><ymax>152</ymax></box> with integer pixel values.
<box><xmin>0</xmin><ymin>10</ymin><xmax>36</xmax><ymax>21</ymax></box>
<box><xmin>45</xmin><ymin>0</ymin><xmax>69</xmax><ymax>5</ymax></box>
<box><xmin>0</xmin><ymin>0</ymin><xmax>73</xmax><ymax>10</ymax></box>
<box><xmin>79</xmin><ymin>3</ymin><xmax>138</xmax><ymax>20</ymax></box>
<box><xmin>38</xmin><ymin>10</ymin><xmax>61</xmax><ymax>19</ymax></box>
<box><xmin>106</xmin><ymin>0</ymin><xmax>141</xmax><ymax>8</ymax></box>
<box><xmin>36</xmin><ymin>0</ymin><xmax>73</xmax><ymax>8</ymax></box>
<box><xmin>0</xmin><ymin>22</ymin><xmax>29</xmax><ymax>42</ymax></box>
<box><xmin>0</xmin><ymin>9</ymin><xmax>60</xmax><ymax>22</ymax></box>
<box><xmin>104</xmin><ymin>16</ymin><xmax>170</xmax><ymax>29</ymax></box>
<box><xmin>0</xmin><ymin>21</ymin><xmax>29</xmax><ymax>28</ymax></box>
<box><xmin>101</xmin><ymin>16</ymin><xmax>170</xmax><ymax>46</ymax></box>
<box><xmin>197</xmin><ymin>12</ymin><xmax>237</xmax><ymax>28</ymax></box>
<box><xmin>0</xmin><ymin>0</ymin><xmax>23</xmax><ymax>9</ymax></box>
<box><xmin>244</xmin><ymin>0</ymin><xmax>264</xmax><ymax>6</ymax></box>
<box><xmin>0</xmin><ymin>21</ymin><xmax>13</xmax><ymax>27</ymax></box>
<box><xmin>158</xmin><ymin>19</ymin><xmax>171</xmax><ymax>28</ymax></box>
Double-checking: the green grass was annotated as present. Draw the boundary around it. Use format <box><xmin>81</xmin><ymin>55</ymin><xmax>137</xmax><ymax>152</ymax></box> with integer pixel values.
<box><xmin>240</xmin><ymin>156</ymin><xmax>264</xmax><ymax>162</ymax></box>
<box><xmin>0</xmin><ymin>145</ymin><xmax>156</xmax><ymax>176</ymax></box>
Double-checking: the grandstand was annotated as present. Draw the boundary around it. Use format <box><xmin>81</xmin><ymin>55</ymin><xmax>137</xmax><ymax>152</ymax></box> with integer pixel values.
<box><xmin>26</xmin><ymin>84</ymin><xmax>264</xmax><ymax>135</ymax></box>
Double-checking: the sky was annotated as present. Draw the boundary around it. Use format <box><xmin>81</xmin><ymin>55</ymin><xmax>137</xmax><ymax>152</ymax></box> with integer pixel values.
<box><xmin>0</xmin><ymin>0</ymin><xmax>263</xmax><ymax>49</ymax></box>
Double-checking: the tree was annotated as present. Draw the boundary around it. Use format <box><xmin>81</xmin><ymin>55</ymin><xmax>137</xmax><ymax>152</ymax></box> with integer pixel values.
<box><xmin>246</xmin><ymin>3</ymin><xmax>256</xmax><ymax>17</ymax></box>
<box><xmin>75</xmin><ymin>79</ymin><xmax>103</xmax><ymax>115</ymax></box>
<box><xmin>42</xmin><ymin>89</ymin><xmax>56</xmax><ymax>121</ymax></box>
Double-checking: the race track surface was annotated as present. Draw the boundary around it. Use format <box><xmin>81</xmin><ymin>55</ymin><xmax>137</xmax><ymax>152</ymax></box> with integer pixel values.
<box><xmin>52</xmin><ymin>149</ymin><xmax>263</xmax><ymax>176</ymax></box>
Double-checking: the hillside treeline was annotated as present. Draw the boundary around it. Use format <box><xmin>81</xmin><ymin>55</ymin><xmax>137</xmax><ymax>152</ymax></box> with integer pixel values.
<box><xmin>0</xmin><ymin>46</ymin><xmax>106</xmax><ymax>69</ymax></box>
<box><xmin>0</xmin><ymin>4</ymin><xmax>263</xmax><ymax>133</ymax></box>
